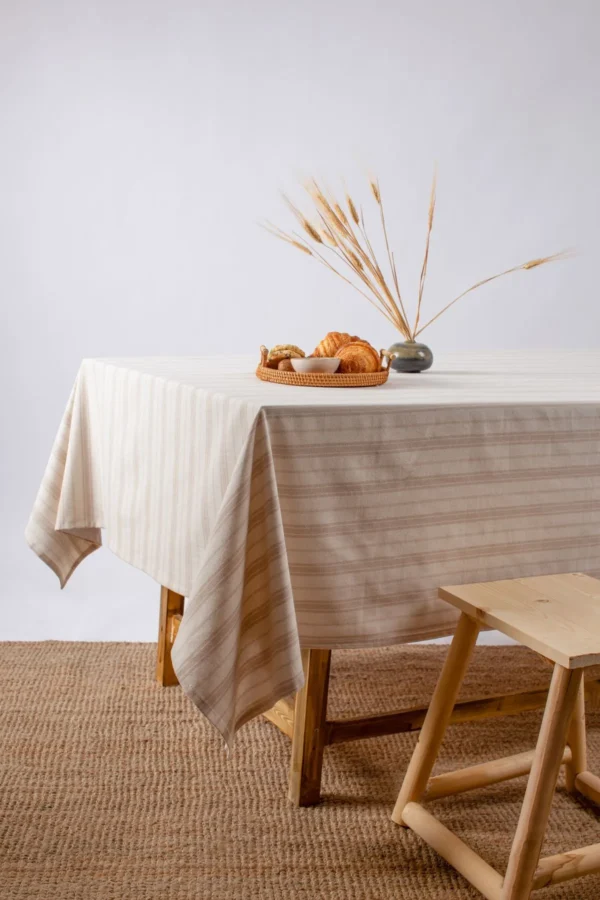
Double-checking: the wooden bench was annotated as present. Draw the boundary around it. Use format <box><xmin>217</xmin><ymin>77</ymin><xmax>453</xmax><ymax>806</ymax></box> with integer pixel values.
<box><xmin>393</xmin><ymin>572</ymin><xmax>600</xmax><ymax>900</ymax></box>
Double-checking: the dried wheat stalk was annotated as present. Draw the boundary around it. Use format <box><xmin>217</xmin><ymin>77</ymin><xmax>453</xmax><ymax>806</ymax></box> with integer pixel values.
<box><xmin>413</xmin><ymin>171</ymin><xmax>436</xmax><ymax>336</ymax></box>
<box><xmin>263</xmin><ymin>175</ymin><xmax>572</xmax><ymax>342</ymax></box>
<box><xmin>413</xmin><ymin>250</ymin><xmax>573</xmax><ymax>336</ymax></box>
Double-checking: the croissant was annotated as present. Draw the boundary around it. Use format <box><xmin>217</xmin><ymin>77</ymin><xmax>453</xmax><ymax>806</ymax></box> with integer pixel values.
<box><xmin>312</xmin><ymin>331</ymin><xmax>361</xmax><ymax>358</ymax></box>
<box><xmin>335</xmin><ymin>340</ymin><xmax>381</xmax><ymax>374</ymax></box>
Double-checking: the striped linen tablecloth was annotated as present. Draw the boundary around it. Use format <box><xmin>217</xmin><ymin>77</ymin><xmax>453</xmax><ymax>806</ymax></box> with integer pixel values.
<box><xmin>26</xmin><ymin>352</ymin><xmax>600</xmax><ymax>744</ymax></box>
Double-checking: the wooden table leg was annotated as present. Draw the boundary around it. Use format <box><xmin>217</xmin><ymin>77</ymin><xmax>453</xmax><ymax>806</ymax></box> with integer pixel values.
<box><xmin>289</xmin><ymin>648</ymin><xmax>332</xmax><ymax>807</ymax></box>
<box><xmin>156</xmin><ymin>586</ymin><xmax>185</xmax><ymax>686</ymax></box>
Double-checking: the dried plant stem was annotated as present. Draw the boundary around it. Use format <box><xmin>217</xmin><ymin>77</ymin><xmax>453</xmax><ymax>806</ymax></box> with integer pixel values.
<box><xmin>309</xmin><ymin>182</ymin><xmax>409</xmax><ymax>333</ymax></box>
<box><xmin>265</xmin><ymin>174</ymin><xmax>572</xmax><ymax>344</ymax></box>
<box><xmin>346</xmin><ymin>194</ymin><xmax>360</xmax><ymax>224</ymax></box>
<box><xmin>414</xmin><ymin>251</ymin><xmax>573</xmax><ymax>337</ymax></box>
<box><xmin>260</xmin><ymin>221</ymin><xmax>312</xmax><ymax>254</ymax></box>
<box><xmin>359</xmin><ymin>218</ymin><xmax>407</xmax><ymax>333</ymax></box>
<box><xmin>413</xmin><ymin>171</ymin><xmax>437</xmax><ymax>337</ymax></box>
<box><xmin>322</xmin><ymin>223</ymin><xmax>402</xmax><ymax>326</ymax></box>
<box><xmin>281</xmin><ymin>194</ymin><xmax>323</xmax><ymax>243</ymax></box>
<box><xmin>343</xmin><ymin>223</ymin><xmax>403</xmax><ymax>325</ymax></box>
<box><xmin>358</xmin><ymin>209</ymin><xmax>411</xmax><ymax>338</ymax></box>
<box><xmin>377</xmin><ymin>186</ymin><xmax>409</xmax><ymax>330</ymax></box>
<box><xmin>316</xmin><ymin>182</ymin><xmax>408</xmax><ymax>333</ymax></box>
<box><xmin>290</xmin><ymin>231</ymin><xmax>399</xmax><ymax>328</ymax></box>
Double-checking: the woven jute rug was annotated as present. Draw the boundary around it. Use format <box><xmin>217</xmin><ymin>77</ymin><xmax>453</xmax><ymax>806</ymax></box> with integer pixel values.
<box><xmin>1</xmin><ymin>642</ymin><xmax>600</xmax><ymax>899</ymax></box>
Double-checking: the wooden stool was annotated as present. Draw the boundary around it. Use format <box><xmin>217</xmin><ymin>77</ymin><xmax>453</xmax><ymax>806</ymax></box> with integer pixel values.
<box><xmin>393</xmin><ymin>573</ymin><xmax>600</xmax><ymax>900</ymax></box>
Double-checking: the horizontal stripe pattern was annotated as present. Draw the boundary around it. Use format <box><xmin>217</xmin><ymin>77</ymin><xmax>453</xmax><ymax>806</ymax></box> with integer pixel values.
<box><xmin>26</xmin><ymin>352</ymin><xmax>600</xmax><ymax>744</ymax></box>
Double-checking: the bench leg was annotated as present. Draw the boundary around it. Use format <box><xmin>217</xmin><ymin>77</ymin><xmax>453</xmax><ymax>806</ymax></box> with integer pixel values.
<box><xmin>289</xmin><ymin>649</ymin><xmax>332</xmax><ymax>807</ymax></box>
<box><xmin>565</xmin><ymin>679</ymin><xmax>587</xmax><ymax>792</ymax></box>
<box><xmin>392</xmin><ymin>612</ymin><xmax>480</xmax><ymax>825</ymax></box>
<box><xmin>502</xmin><ymin>664</ymin><xmax>583</xmax><ymax>900</ymax></box>
<box><xmin>156</xmin><ymin>585</ymin><xmax>185</xmax><ymax>686</ymax></box>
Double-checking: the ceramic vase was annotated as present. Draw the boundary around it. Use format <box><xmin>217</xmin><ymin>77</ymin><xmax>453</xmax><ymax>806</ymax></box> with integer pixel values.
<box><xmin>388</xmin><ymin>340</ymin><xmax>433</xmax><ymax>373</ymax></box>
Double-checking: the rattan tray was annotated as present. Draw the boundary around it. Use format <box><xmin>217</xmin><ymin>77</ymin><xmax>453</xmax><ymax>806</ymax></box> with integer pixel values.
<box><xmin>256</xmin><ymin>346</ymin><xmax>392</xmax><ymax>388</ymax></box>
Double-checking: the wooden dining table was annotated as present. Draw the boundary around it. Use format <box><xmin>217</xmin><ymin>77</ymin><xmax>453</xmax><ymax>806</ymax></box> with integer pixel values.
<box><xmin>27</xmin><ymin>352</ymin><xmax>600</xmax><ymax>805</ymax></box>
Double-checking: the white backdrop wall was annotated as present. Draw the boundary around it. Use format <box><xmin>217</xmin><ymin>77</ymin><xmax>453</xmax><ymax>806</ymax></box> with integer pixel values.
<box><xmin>1</xmin><ymin>0</ymin><xmax>599</xmax><ymax>641</ymax></box>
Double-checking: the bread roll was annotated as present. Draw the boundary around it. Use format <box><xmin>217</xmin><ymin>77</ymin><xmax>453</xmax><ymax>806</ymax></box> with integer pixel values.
<box><xmin>335</xmin><ymin>340</ymin><xmax>380</xmax><ymax>374</ymax></box>
<box><xmin>267</xmin><ymin>344</ymin><xmax>305</xmax><ymax>367</ymax></box>
<box><xmin>312</xmin><ymin>331</ymin><xmax>361</xmax><ymax>358</ymax></box>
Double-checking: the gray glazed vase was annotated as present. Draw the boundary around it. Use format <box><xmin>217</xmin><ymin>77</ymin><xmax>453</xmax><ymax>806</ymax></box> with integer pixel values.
<box><xmin>388</xmin><ymin>340</ymin><xmax>433</xmax><ymax>373</ymax></box>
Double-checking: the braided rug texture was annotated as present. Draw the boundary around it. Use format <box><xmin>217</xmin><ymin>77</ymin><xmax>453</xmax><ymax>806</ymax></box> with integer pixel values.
<box><xmin>1</xmin><ymin>642</ymin><xmax>599</xmax><ymax>899</ymax></box>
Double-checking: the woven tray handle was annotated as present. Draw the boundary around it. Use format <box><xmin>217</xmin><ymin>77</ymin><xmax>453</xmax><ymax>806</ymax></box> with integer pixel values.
<box><xmin>380</xmin><ymin>349</ymin><xmax>396</xmax><ymax>371</ymax></box>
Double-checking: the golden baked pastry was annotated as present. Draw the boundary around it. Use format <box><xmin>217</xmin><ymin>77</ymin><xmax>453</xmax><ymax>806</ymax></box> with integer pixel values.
<box><xmin>267</xmin><ymin>344</ymin><xmax>305</xmax><ymax>367</ymax></box>
<box><xmin>335</xmin><ymin>340</ymin><xmax>380</xmax><ymax>373</ymax></box>
<box><xmin>277</xmin><ymin>358</ymin><xmax>295</xmax><ymax>372</ymax></box>
<box><xmin>312</xmin><ymin>331</ymin><xmax>361</xmax><ymax>358</ymax></box>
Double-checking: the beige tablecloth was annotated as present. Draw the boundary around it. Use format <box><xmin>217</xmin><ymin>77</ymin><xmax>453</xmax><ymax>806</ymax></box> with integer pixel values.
<box><xmin>26</xmin><ymin>352</ymin><xmax>600</xmax><ymax>743</ymax></box>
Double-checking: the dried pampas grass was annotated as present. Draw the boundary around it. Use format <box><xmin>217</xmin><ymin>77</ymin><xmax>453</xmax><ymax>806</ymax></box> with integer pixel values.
<box><xmin>263</xmin><ymin>174</ymin><xmax>573</xmax><ymax>341</ymax></box>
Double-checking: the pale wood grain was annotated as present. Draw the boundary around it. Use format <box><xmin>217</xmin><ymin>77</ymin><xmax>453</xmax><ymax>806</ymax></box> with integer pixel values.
<box><xmin>574</xmin><ymin>770</ymin><xmax>600</xmax><ymax>806</ymax></box>
<box><xmin>502</xmin><ymin>664</ymin><xmax>583</xmax><ymax>899</ymax></box>
<box><xmin>402</xmin><ymin>802</ymin><xmax>503</xmax><ymax>900</ymax></box>
<box><xmin>533</xmin><ymin>842</ymin><xmax>600</xmax><ymax>889</ymax></box>
<box><xmin>565</xmin><ymin>680</ymin><xmax>587</xmax><ymax>792</ymax></box>
<box><xmin>261</xmin><ymin>699</ymin><xmax>295</xmax><ymax>740</ymax></box>
<box><xmin>392</xmin><ymin>612</ymin><xmax>480</xmax><ymax>825</ymax></box>
<box><xmin>424</xmin><ymin>747</ymin><xmax>572</xmax><ymax>802</ymax></box>
<box><xmin>439</xmin><ymin>573</ymin><xmax>600</xmax><ymax>669</ymax></box>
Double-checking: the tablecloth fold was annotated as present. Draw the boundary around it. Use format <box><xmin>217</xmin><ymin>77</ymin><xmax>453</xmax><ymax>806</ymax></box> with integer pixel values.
<box><xmin>172</xmin><ymin>409</ymin><xmax>304</xmax><ymax>744</ymax></box>
<box><xmin>26</xmin><ymin>373</ymin><xmax>103</xmax><ymax>586</ymax></box>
